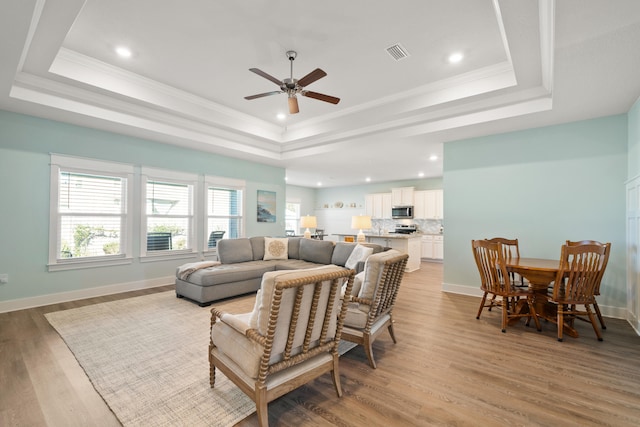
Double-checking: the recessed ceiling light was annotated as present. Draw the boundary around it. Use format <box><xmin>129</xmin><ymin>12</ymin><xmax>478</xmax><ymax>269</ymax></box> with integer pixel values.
<box><xmin>418</xmin><ymin>172</ymin><xmax>425</xmax><ymax>178</ymax></box>
<box><xmin>429</xmin><ymin>155</ymin><xmax>438</xmax><ymax>161</ymax></box>
<box><xmin>317</xmin><ymin>182</ymin><xmax>322</xmax><ymax>186</ymax></box>
<box><xmin>277</xmin><ymin>113</ymin><xmax>286</xmax><ymax>120</ymax></box>
<box><xmin>115</xmin><ymin>46</ymin><xmax>132</xmax><ymax>58</ymax></box>
<box><xmin>448</xmin><ymin>52</ymin><xmax>463</xmax><ymax>64</ymax></box>
<box><xmin>365</xmin><ymin>177</ymin><xmax>371</xmax><ymax>182</ymax></box>
<box><xmin>284</xmin><ymin>176</ymin><xmax>288</xmax><ymax>181</ymax></box>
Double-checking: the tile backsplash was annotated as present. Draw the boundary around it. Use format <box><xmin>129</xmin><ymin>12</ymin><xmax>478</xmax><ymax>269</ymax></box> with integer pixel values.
<box><xmin>371</xmin><ymin>219</ymin><xmax>443</xmax><ymax>234</ymax></box>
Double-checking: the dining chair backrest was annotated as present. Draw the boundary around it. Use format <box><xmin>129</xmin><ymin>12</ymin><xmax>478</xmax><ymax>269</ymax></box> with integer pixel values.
<box><xmin>565</xmin><ymin>240</ymin><xmax>611</xmax><ymax>296</ymax></box>
<box><xmin>472</xmin><ymin>240</ymin><xmax>511</xmax><ymax>294</ymax></box>
<box><xmin>553</xmin><ymin>243</ymin><xmax>609</xmax><ymax>304</ymax></box>
<box><xmin>486</xmin><ymin>237</ymin><xmax>520</xmax><ymax>260</ymax></box>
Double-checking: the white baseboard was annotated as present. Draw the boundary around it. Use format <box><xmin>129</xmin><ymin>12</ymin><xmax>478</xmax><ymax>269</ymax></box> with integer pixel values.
<box><xmin>0</xmin><ymin>276</ymin><xmax>174</xmax><ymax>313</ymax></box>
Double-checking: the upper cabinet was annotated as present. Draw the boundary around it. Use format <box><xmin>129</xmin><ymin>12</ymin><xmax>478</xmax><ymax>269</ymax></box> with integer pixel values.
<box><xmin>413</xmin><ymin>189</ymin><xmax>443</xmax><ymax>219</ymax></box>
<box><xmin>365</xmin><ymin>193</ymin><xmax>392</xmax><ymax>219</ymax></box>
<box><xmin>391</xmin><ymin>187</ymin><xmax>414</xmax><ymax>206</ymax></box>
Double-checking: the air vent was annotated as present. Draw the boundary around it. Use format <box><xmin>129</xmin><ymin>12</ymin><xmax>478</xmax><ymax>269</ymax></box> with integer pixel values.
<box><xmin>386</xmin><ymin>43</ymin><xmax>410</xmax><ymax>61</ymax></box>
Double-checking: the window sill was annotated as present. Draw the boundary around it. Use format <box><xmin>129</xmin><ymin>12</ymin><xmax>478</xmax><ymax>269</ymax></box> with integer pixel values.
<box><xmin>48</xmin><ymin>256</ymin><xmax>133</xmax><ymax>272</ymax></box>
<box><xmin>139</xmin><ymin>251</ymin><xmax>198</xmax><ymax>263</ymax></box>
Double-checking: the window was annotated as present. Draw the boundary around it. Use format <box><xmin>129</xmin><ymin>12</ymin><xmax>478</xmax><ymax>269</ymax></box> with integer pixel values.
<box><xmin>285</xmin><ymin>201</ymin><xmax>301</xmax><ymax>234</ymax></box>
<box><xmin>205</xmin><ymin>176</ymin><xmax>245</xmax><ymax>250</ymax></box>
<box><xmin>141</xmin><ymin>168</ymin><xmax>197</xmax><ymax>256</ymax></box>
<box><xmin>49</xmin><ymin>156</ymin><xmax>248</xmax><ymax>269</ymax></box>
<box><xmin>49</xmin><ymin>155</ymin><xmax>133</xmax><ymax>271</ymax></box>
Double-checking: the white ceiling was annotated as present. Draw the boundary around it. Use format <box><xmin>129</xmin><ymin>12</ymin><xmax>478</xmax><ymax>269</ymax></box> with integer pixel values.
<box><xmin>2</xmin><ymin>0</ymin><xmax>640</xmax><ymax>187</ymax></box>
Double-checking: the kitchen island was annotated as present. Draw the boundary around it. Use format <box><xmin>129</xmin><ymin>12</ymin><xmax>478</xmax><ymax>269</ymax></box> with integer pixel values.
<box><xmin>333</xmin><ymin>233</ymin><xmax>422</xmax><ymax>272</ymax></box>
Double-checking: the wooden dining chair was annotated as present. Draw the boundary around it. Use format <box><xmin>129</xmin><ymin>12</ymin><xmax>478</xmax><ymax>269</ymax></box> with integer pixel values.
<box><xmin>565</xmin><ymin>240</ymin><xmax>611</xmax><ymax>330</ymax></box>
<box><xmin>549</xmin><ymin>242</ymin><xmax>610</xmax><ymax>341</ymax></box>
<box><xmin>486</xmin><ymin>237</ymin><xmax>526</xmax><ymax>287</ymax></box>
<box><xmin>472</xmin><ymin>240</ymin><xmax>541</xmax><ymax>333</ymax></box>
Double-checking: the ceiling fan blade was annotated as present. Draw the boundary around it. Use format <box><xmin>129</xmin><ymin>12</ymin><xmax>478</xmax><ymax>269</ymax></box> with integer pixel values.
<box><xmin>248</xmin><ymin>68</ymin><xmax>282</xmax><ymax>86</ymax></box>
<box><xmin>297</xmin><ymin>68</ymin><xmax>327</xmax><ymax>87</ymax></box>
<box><xmin>302</xmin><ymin>90</ymin><xmax>340</xmax><ymax>105</ymax></box>
<box><xmin>288</xmin><ymin>96</ymin><xmax>299</xmax><ymax>114</ymax></box>
<box><xmin>244</xmin><ymin>91</ymin><xmax>283</xmax><ymax>100</ymax></box>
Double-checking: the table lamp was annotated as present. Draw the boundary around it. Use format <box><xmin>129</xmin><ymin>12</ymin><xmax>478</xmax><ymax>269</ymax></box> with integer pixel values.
<box><xmin>351</xmin><ymin>215</ymin><xmax>372</xmax><ymax>243</ymax></box>
<box><xmin>300</xmin><ymin>215</ymin><xmax>317</xmax><ymax>239</ymax></box>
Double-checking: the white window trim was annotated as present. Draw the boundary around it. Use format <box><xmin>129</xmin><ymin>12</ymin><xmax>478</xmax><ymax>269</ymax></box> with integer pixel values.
<box><xmin>48</xmin><ymin>154</ymin><xmax>134</xmax><ymax>271</ymax></box>
<box><xmin>140</xmin><ymin>167</ymin><xmax>200</xmax><ymax>261</ymax></box>
<box><xmin>204</xmin><ymin>175</ymin><xmax>246</xmax><ymax>253</ymax></box>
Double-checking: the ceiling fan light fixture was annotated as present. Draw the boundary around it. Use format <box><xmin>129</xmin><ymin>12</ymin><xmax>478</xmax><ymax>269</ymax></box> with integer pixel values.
<box><xmin>288</xmin><ymin>95</ymin><xmax>299</xmax><ymax>114</ymax></box>
<box><xmin>245</xmin><ymin>51</ymin><xmax>340</xmax><ymax>113</ymax></box>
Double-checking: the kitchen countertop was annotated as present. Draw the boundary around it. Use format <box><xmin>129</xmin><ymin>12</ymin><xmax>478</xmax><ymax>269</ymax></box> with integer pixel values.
<box><xmin>334</xmin><ymin>233</ymin><xmax>421</xmax><ymax>240</ymax></box>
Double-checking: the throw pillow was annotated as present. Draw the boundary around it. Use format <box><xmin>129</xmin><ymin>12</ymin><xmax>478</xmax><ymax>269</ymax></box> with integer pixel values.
<box><xmin>345</xmin><ymin>244</ymin><xmax>374</xmax><ymax>270</ymax></box>
<box><xmin>263</xmin><ymin>237</ymin><xmax>289</xmax><ymax>260</ymax></box>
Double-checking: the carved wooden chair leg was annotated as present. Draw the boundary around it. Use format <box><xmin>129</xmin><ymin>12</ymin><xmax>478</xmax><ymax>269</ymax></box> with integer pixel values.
<box><xmin>363</xmin><ymin>334</ymin><xmax>377</xmax><ymax>369</ymax></box>
<box><xmin>557</xmin><ymin>305</ymin><xmax>565</xmax><ymax>342</ymax></box>
<box><xmin>331</xmin><ymin>356</ymin><xmax>343</xmax><ymax>397</ymax></box>
<box><xmin>593</xmin><ymin>300</ymin><xmax>607</xmax><ymax>330</ymax></box>
<box><xmin>476</xmin><ymin>292</ymin><xmax>488</xmax><ymax>319</ymax></box>
<box><xmin>586</xmin><ymin>305</ymin><xmax>604</xmax><ymax>341</ymax></box>
<box><xmin>387</xmin><ymin>321</ymin><xmax>397</xmax><ymax>343</ymax></box>
<box><xmin>256</xmin><ymin>386</ymin><xmax>268</xmax><ymax>427</ymax></box>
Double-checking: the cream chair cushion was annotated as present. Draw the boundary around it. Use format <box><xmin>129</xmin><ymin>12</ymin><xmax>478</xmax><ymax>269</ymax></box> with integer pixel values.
<box><xmin>358</xmin><ymin>250</ymin><xmax>402</xmax><ymax>300</ymax></box>
<box><xmin>211</xmin><ymin>264</ymin><xmax>346</xmax><ymax>379</ymax></box>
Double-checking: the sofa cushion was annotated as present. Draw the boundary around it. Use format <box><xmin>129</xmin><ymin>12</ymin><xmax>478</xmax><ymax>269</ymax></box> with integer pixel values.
<box><xmin>185</xmin><ymin>261</ymin><xmax>277</xmax><ymax>286</ymax></box>
<box><xmin>249</xmin><ymin>236</ymin><xmax>265</xmax><ymax>261</ymax></box>
<box><xmin>358</xmin><ymin>249</ymin><xmax>403</xmax><ymax>300</ymax></box>
<box><xmin>331</xmin><ymin>242</ymin><xmax>356</xmax><ymax>266</ymax></box>
<box><xmin>299</xmin><ymin>238</ymin><xmax>334</xmax><ymax>264</ymax></box>
<box><xmin>345</xmin><ymin>244</ymin><xmax>374</xmax><ymax>270</ymax></box>
<box><xmin>264</xmin><ymin>237</ymin><xmax>289</xmax><ymax>260</ymax></box>
<box><xmin>287</xmin><ymin>237</ymin><xmax>302</xmax><ymax>259</ymax></box>
<box><xmin>218</xmin><ymin>238</ymin><xmax>254</xmax><ymax>264</ymax></box>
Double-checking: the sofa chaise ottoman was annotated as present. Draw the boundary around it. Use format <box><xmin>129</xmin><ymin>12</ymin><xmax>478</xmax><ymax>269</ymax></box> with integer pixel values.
<box><xmin>175</xmin><ymin>236</ymin><xmax>383</xmax><ymax>306</ymax></box>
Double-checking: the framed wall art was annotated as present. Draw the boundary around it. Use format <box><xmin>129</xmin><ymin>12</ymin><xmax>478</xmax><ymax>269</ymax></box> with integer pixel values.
<box><xmin>257</xmin><ymin>190</ymin><xmax>276</xmax><ymax>223</ymax></box>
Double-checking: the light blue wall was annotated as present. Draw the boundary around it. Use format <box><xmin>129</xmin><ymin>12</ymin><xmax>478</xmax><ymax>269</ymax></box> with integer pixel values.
<box><xmin>285</xmin><ymin>185</ymin><xmax>317</xmax><ymax>217</ymax></box>
<box><xmin>0</xmin><ymin>110</ymin><xmax>285</xmax><ymax>302</ymax></box>
<box><xmin>443</xmin><ymin>115</ymin><xmax>628</xmax><ymax>311</ymax></box>
<box><xmin>629</xmin><ymin>97</ymin><xmax>640</xmax><ymax>178</ymax></box>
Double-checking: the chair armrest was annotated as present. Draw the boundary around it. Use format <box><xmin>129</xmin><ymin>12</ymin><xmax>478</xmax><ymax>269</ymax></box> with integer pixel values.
<box><xmin>211</xmin><ymin>308</ymin><xmax>266</xmax><ymax>346</ymax></box>
<box><xmin>211</xmin><ymin>308</ymin><xmax>252</xmax><ymax>334</ymax></box>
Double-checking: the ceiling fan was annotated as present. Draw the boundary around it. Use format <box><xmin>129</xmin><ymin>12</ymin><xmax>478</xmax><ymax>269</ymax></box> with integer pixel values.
<box><xmin>244</xmin><ymin>51</ymin><xmax>340</xmax><ymax>114</ymax></box>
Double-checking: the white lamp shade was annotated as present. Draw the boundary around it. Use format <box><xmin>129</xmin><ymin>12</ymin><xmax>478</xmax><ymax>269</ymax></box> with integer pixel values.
<box><xmin>300</xmin><ymin>215</ymin><xmax>317</xmax><ymax>228</ymax></box>
<box><xmin>351</xmin><ymin>215</ymin><xmax>372</xmax><ymax>243</ymax></box>
<box><xmin>351</xmin><ymin>215</ymin><xmax>372</xmax><ymax>230</ymax></box>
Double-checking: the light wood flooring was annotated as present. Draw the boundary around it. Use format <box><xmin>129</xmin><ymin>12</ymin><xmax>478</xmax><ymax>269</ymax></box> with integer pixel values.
<box><xmin>2</xmin><ymin>262</ymin><xmax>640</xmax><ymax>426</ymax></box>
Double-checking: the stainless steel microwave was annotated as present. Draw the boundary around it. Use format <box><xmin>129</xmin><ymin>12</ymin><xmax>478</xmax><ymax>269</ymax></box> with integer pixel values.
<box><xmin>392</xmin><ymin>206</ymin><xmax>413</xmax><ymax>219</ymax></box>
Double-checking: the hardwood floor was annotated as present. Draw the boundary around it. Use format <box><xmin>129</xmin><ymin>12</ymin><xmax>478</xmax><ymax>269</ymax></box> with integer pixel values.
<box><xmin>2</xmin><ymin>262</ymin><xmax>640</xmax><ymax>426</ymax></box>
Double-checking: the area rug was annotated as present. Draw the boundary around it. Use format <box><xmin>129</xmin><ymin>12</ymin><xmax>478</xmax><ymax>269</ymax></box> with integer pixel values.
<box><xmin>46</xmin><ymin>290</ymin><xmax>358</xmax><ymax>427</ymax></box>
<box><xmin>45</xmin><ymin>291</ymin><xmax>254</xmax><ymax>427</ymax></box>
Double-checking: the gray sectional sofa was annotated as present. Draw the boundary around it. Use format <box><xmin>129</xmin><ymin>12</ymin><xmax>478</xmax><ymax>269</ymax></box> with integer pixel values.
<box><xmin>175</xmin><ymin>236</ymin><xmax>384</xmax><ymax>306</ymax></box>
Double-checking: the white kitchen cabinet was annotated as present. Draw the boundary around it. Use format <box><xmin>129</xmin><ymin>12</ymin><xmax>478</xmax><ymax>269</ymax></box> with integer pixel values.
<box><xmin>413</xmin><ymin>191</ymin><xmax>426</xmax><ymax>219</ymax></box>
<box><xmin>433</xmin><ymin>235</ymin><xmax>444</xmax><ymax>259</ymax></box>
<box><xmin>421</xmin><ymin>234</ymin><xmax>443</xmax><ymax>260</ymax></box>
<box><xmin>365</xmin><ymin>193</ymin><xmax>392</xmax><ymax>219</ymax></box>
<box><xmin>424</xmin><ymin>189</ymin><xmax>443</xmax><ymax>219</ymax></box>
<box><xmin>412</xmin><ymin>189</ymin><xmax>442</xmax><ymax>219</ymax></box>
<box><xmin>421</xmin><ymin>235</ymin><xmax>433</xmax><ymax>258</ymax></box>
<box><xmin>365</xmin><ymin>235</ymin><xmax>421</xmax><ymax>272</ymax></box>
<box><xmin>392</xmin><ymin>187</ymin><xmax>414</xmax><ymax>206</ymax></box>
